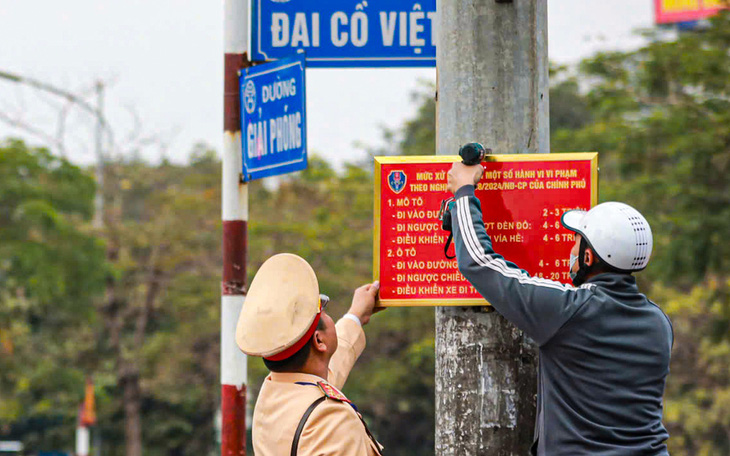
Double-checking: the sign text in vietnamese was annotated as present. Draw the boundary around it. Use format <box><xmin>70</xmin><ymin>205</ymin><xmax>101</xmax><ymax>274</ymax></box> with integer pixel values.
<box><xmin>240</xmin><ymin>54</ymin><xmax>307</xmax><ymax>181</ymax></box>
<box><xmin>374</xmin><ymin>154</ymin><xmax>598</xmax><ymax>306</ymax></box>
<box><xmin>252</xmin><ymin>0</ymin><xmax>436</xmax><ymax>67</ymax></box>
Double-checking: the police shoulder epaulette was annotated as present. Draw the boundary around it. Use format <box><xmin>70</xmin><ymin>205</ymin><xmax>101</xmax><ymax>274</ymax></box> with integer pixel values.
<box><xmin>317</xmin><ymin>381</ymin><xmax>351</xmax><ymax>404</ymax></box>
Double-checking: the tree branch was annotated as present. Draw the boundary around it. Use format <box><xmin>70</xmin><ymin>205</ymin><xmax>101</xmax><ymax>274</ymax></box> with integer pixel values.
<box><xmin>0</xmin><ymin>111</ymin><xmax>66</xmax><ymax>155</ymax></box>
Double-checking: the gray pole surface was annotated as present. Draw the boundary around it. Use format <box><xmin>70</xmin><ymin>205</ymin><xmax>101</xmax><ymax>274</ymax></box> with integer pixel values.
<box><xmin>435</xmin><ymin>1</ymin><xmax>548</xmax><ymax>455</ymax></box>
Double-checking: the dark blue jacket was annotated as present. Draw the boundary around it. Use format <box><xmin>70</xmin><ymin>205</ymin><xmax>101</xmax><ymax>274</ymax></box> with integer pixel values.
<box><xmin>451</xmin><ymin>185</ymin><xmax>673</xmax><ymax>456</ymax></box>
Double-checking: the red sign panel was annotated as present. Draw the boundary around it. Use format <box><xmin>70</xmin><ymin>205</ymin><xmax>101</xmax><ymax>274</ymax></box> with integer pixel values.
<box><xmin>655</xmin><ymin>0</ymin><xmax>727</xmax><ymax>24</ymax></box>
<box><xmin>374</xmin><ymin>154</ymin><xmax>598</xmax><ymax>306</ymax></box>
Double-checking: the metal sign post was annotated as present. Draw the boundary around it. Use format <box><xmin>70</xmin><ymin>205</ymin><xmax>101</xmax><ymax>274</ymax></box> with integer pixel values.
<box><xmin>222</xmin><ymin>1</ymin><xmax>249</xmax><ymax>455</ymax></box>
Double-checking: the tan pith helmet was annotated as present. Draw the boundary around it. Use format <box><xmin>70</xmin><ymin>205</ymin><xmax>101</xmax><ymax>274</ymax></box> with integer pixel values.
<box><xmin>235</xmin><ymin>253</ymin><xmax>323</xmax><ymax>360</ymax></box>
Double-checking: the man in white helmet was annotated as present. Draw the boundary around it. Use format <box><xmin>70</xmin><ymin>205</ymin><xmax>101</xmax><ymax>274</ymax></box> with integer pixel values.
<box><xmin>447</xmin><ymin>162</ymin><xmax>673</xmax><ymax>456</ymax></box>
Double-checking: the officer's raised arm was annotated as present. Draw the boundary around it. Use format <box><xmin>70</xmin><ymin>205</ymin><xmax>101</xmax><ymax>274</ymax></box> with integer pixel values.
<box><xmin>328</xmin><ymin>282</ymin><xmax>380</xmax><ymax>389</ymax></box>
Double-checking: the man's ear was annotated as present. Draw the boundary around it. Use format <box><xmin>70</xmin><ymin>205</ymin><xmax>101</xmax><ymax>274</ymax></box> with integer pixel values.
<box><xmin>584</xmin><ymin>248</ymin><xmax>595</xmax><ymax>267</ymax></box>
<box><xmin>311</xmin><ymin>331</ymin><xmax>328</xmax><ymax>354</ymax></box>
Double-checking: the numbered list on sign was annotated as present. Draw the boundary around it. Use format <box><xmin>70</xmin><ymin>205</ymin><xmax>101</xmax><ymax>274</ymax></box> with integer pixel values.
<box><xmin>377</xmin><ymin>159</ymin><xmax>593</xmax><ymax>303</ymax></box>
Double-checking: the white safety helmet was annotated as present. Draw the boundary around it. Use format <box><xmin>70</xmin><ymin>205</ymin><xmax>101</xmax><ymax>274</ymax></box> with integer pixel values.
<box><xmin>561</xmin><ymin>202</ymin><xmax>653</xmax><ymax>272</ymax></box>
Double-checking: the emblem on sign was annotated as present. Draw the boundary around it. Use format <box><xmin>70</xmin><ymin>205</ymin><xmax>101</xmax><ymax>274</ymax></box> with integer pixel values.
<box><xmin>244</xmin><ymin>80</ymin><xmax>257</xmax><ymax>114</ymax></box>
<box><xmin>388</xmin><ymin>170</ymin><xmax>407</xmax><ymax>194</ymax></box>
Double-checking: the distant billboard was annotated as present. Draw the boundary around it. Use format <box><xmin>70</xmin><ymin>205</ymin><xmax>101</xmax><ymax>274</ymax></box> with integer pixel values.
<box><xmin>655</xmin><ymin>0</ymin><xmax>727</xmax><ymax>24</ymax></box>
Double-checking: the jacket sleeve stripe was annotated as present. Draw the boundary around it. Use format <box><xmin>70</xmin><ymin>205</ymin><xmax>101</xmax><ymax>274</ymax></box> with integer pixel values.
<box><xmin>456</xmin><ymin>196</ymin><xmax>491</xmax><ymax>268</ymax></box>
<box><xmin>456</xmin><ymin>197</ymin><xmax>578</xmax><ymax>292</ymax></box>
<box><xmin>458</xmin><ymin>197</ymin><xmax>572</xmax><ymax>291</ymax></box>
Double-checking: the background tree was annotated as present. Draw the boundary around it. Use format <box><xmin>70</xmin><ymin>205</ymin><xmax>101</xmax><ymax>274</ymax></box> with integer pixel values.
<box><xmin>2</xmin><ymin>10</ymin><xmax>729</xmax><ymax>456</ymax></box>
<box><xmin>0</xmin><ymin>139</ymin><xmax>106</xmax><ymax>451</ymax></box>
<box><xmin>551</xmin><ymin>11</ymin><xmax>730</xmax><ymax>455</ymax></box>
<box><xmin>95</xmin><ymin>144</ymin><xmax>223</xmax><ymax>456</ymax></box>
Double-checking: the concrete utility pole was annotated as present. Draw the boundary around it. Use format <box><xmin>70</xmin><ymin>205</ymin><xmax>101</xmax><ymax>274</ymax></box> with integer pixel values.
<box><xmin>435</xmin><ymin>1</ymin><xmax>548</xmax><ymax>455</ymax></box>
<box><xmin>221</xmin><ymin>0</ymin><xmax>249</xmax><ymax>455</ymax></box>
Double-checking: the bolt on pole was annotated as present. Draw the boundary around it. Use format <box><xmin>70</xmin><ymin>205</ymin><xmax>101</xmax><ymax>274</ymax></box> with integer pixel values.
<box><xmin>222</xmin><ymin>0</ymin><xmax>250</xmax><ymax>455</ymax></box>
<box><xmin>435</xmin><ymin>0</ymin><xmax>548</xmax><ymax>454</ymax></box>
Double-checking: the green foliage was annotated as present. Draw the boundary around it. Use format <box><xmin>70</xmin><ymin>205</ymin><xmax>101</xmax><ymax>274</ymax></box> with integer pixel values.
<box><xmin>0</xmin><ymin>141</ymin><xmax>224</xmax><ymax>456</ymax></box>
<box><xmin>549</xmin><ymin>66</ymin><xmax>592</xmax><ymax>133</ymax></box>
<box><xmin>2</xmin><ymin>11</ymin><xmax>730</xmax><ymax>456</ymax></box>
<box><xmin>554</xmin><ymin>14</ymin><xmax>730</xmax><ymax>287</ymax></box>
<box><xmin>0</xmin><ymin>139</ymin><xmax>106</xmax><ymax>451</ymax></box>
<box><xmin>656</xmin><ymin>279</ymin><xmax>730</xmax><ymax>455</ymax></box>
<box><xmin>94</xmin><ymin>144</ymin><xmax>223</xmax><ymax>456</ymax></box>
<box><xmin>552</xmin><ymin>12</ymin><xmax>730</xmax><ymax>455</ymax></box>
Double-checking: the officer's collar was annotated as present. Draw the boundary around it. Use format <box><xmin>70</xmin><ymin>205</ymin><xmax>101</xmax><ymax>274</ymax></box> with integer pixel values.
<box><xmin>268</xmin><ymin>371</ymin><xmax>328</xmax><ymax>385</ymax></box>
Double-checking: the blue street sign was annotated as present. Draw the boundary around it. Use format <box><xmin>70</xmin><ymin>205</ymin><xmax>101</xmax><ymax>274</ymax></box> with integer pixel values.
<box><xmin>240</xmin><ymin>54</ymin><xmax>307</xmax><ymax>181</ymax></box>
<box><xmin>252</xmin><ymin>0</ymin><xmax>436</xmax><ymax>68</ymax></box>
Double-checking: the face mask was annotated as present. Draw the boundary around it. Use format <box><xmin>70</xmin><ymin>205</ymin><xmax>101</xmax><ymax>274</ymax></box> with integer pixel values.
<box><xmin>569</xmin><ymin>253</ymin><xmax>579</xmax><ymax>281</ymax></box>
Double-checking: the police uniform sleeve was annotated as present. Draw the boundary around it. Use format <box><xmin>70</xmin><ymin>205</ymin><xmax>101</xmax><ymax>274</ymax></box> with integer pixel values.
<box><xmin>328</xmin><ymin>318</ymin><xmax>366</xmax><ymax>390</ymax></box>
<box><xmin>296</xmin><ymin>400</ymin><xmax>372</xmax><ymax>456</ymax></box>
<box><xmin>451</xmin><ymin>185</ymin><xmax>592</xmax><ymax>346</ymax></box>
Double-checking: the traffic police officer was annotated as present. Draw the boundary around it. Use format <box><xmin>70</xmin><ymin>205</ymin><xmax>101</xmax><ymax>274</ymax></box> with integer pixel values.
<box><xmin>236</xmin><ymin>253</ymin><xmax>384</xmax><ymax>456</ymax></box>
<box><xmin>447</xmin><ymin>161</ymin><xmax>673</xmax><ymax>455</ymax></box>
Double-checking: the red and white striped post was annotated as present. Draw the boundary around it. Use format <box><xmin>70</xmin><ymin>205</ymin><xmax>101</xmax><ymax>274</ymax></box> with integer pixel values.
<box><xmin>76</xmin><ymin>378</ymin><xmax>96</xmax><ymax>456</ymax></box>
<box><xmin>222</xmin><ymin>0</ymin><xmax>249</xmax><ymax>455</ymax></box>
<box><xmin>75</xmin><ymin>423</ymin><xmax>90</xmax><ymax>456</ymax></box>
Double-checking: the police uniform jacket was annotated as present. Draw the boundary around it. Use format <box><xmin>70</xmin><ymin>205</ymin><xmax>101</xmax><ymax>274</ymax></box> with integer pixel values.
<box><xmin>252</xmin><ymin>318</ymin><xmax>383</xmax><ymax>456</ymax></box>
<box><xmin>451</xmin><ymin>185</ymin><xmax>673</xmax><ymax>455</ymax></box>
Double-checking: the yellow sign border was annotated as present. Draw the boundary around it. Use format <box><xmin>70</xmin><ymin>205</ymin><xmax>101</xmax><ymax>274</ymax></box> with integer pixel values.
<box><xmin>373</xmin><ymin>152</ymin><xmax>599</xmax><ymax>307</ymax></box>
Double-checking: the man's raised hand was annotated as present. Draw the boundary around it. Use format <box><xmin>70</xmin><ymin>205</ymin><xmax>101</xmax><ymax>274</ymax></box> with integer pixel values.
<box><xmin>447</xmin><ymin>162</ymin><xmax>483</xmax><ymax>195</ymax></box>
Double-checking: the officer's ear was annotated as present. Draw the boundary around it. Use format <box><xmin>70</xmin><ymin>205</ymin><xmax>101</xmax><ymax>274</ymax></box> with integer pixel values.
<box><xmin>311</xmin><ymin>330</ymin><xmax>328</xmax><ymax>354</ymax></box>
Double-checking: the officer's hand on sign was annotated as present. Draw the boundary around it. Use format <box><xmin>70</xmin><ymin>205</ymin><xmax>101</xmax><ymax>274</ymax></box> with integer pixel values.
<box><xmin>348</xmin><ymin>281</ymin><xmax>383</xmax><ymax>326</ymax></box>
<box><xmin>447</xmin><ymin>162</ymin><xmax>483</xmax><ymax>195</ymax></box>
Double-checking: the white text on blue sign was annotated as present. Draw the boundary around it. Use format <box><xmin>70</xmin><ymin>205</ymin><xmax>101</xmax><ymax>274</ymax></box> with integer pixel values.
<box><xmin>240</xmin><ymin>54</ymin><xmax>308</xmax><ymax>181</ymax></box>
<box><xmin>253</xmin><ymin>1</ymin><xmax>437</xmax><ymax>68</ymax></box>
<box><xmin>246</xmin><ymin>78</ymin><xmax>303</xmax><ymax>158</ymax></box>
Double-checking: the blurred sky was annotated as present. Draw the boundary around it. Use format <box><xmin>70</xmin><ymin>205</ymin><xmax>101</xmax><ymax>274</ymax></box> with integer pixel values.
<box><xmin>0</xmin><ymin>0</ymin><xmax>654</xmax><ymax>168</ymax></box>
